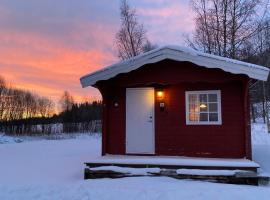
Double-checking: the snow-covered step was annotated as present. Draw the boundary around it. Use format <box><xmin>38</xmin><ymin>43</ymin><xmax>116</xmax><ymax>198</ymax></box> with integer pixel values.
<box><xmin>176</xmin><ymin>169</ymin><xmax>251</xmax><ymax>176</ymax></box>
<box><xmin>89</xmin><ymin>166</ymin><xmax>161</xmax><ymax>176</ymax></box>
<box><xmin>85</xmin><ymin>166</ymin><xmax>269</xmax><ymax>185</ymax></box>
<box><xmin>85</xmin><ymin>155</ymin><xmax>260</xmax><ymax>172</ymax></box>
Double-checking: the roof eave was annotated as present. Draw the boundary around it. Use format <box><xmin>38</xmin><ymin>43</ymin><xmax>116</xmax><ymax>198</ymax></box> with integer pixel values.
<box><xmin>80</xmin><ymin>47</ymin><xmax>269</xmax><ymax>87</ymax></box>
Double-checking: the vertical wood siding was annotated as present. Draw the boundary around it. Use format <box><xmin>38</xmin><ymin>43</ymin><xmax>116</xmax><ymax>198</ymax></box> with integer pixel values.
<box><xmin>97</xmin><ymin>60</ymin><xmax>250</xmax><ymax>158</ymax></box>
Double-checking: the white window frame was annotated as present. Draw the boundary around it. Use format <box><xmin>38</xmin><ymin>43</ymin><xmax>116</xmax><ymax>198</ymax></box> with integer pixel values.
<box><xmin>185</xmin><ymin>90</ymin><xmax>222</xmax><ymax>125</ymax></box>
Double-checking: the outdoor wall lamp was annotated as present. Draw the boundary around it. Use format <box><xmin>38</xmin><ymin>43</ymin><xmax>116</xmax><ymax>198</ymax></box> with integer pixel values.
<box><xmin>157</xmin><ymin>89</ymin><xmax>165</xmax><ymax>112</ymax></box>
<box><xmin>157</xmin><ymin>90</ymin><xmax>164</xmax><ymax>101</ymax></box>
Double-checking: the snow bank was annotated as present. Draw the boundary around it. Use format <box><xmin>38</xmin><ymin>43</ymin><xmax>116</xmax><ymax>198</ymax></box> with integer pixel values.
<box><xmin>251</xmin><ymin>123</ymin><xmax>270</xmax><ymax>145</ymax></box>
<box><xmin>0</xmin><ymin>134</ymin><xmax>23</xmax><ymax>144</ymax></box>
<box><xmin>89</xmin><ymin>166</ymin><xmax>161</xmax><ymax>175</ymax></box>
<box><xmin>0</xmin><ymin>133</ymin><xmax>100</xmax><ymax>144</ymax></box>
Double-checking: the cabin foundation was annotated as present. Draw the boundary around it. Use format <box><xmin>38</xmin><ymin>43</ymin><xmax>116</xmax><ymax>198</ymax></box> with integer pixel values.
<box><xmin>83</xmin><ymin>155</ymin><xmax>269</xmax><ymax>185</ymax></box>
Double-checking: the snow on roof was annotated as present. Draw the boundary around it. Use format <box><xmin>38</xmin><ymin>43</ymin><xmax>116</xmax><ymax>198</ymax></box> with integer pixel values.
<box><xmin>80</xmin><ymin>45</ymin><xmax>269</xmax><ymax>87</ymax></box>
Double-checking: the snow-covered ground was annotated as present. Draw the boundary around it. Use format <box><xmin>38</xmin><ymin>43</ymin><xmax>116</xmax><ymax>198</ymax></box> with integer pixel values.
<box><xmin>252</xmin><ymin>123</ymin><xmax>270</xmax><ymax>176</ymax></box>
<box><xmin>0</xmin><ymin>124</ymin><xmax>270</xmax><ymax>200</ymax></box>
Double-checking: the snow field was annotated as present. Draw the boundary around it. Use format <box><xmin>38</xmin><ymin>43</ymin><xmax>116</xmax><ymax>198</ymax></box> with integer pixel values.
<box><xmin>0</xmin><ymin>123</ymin><xmax>270</xmax><ymax>199</ymax></box>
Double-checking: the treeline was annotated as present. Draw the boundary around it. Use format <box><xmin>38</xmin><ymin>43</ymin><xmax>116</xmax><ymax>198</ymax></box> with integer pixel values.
<box><xmin>59</xmin><ymin>100</ymin><xmax>102</xmax><ymax>133</ymax></box>
<box><xmin>0</xmin><ymin>77</ymin><xmax>102</xmax><ymax>135</ymax></box>
<box><xmin>0</xmin><ymin>77</ymin><xmax>54</xmax><ymax>122</ymax></box>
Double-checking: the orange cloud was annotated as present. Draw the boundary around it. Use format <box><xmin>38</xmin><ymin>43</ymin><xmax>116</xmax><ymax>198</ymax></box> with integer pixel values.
<box><xmin>0</xmin><ymin>24</ymin><xmax>117</xmax><ymax>103</ymax></box>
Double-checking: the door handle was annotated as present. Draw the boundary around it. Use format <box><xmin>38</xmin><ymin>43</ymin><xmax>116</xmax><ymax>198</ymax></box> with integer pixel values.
<box><xmin>148</xmin><ymin>116</ymin><xmax>153</xmax><ymax>122</ymax></box>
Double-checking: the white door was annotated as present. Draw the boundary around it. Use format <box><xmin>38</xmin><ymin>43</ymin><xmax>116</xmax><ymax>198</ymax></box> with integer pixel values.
<box><xmin>126</xmin><ymin>88</ymin><xmax>155</xmax><ymax>154</ymax></box>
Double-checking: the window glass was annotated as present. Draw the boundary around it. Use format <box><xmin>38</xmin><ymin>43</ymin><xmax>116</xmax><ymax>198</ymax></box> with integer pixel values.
<box><xmin>189</xmin><ymin>103</ymin><xmax>197</xmax><ymax>112</ymax></box>
<box><xmin>209</xmin><ymin>103</ymin><xmax>218</xmax><ymax>112</ymax></box>
<box><xmin>209</xmin><ymin>113</ymin><xmax>218</xmax><ymax>121</ymax></box>
<box><xmin>200</xmin><ymin>113</ymin><xmax>208</xmax><ymax>121</ymax></box>
<box><xmin>189</xmin><ymin>94</ymin><xmax>197</xmax><ymax>103</ymax></box>
<box><xmin>189</xmin><ymin>112</ymin><xmax>199</xmax><ymax>121</ymax></box>
<box><xmin>208</xmin><ymin>94</ymin><xmax>217</xmax><ymax>102</ymax></box>
<box><xmin>199</xmin><ymin>94</ymin><xmax>207</xmax><ymax>102</ymax></box>
<box><xmin>186</xmin><ymin>91</ymin><xmax>221</xmax><ymax>124</ymax></box>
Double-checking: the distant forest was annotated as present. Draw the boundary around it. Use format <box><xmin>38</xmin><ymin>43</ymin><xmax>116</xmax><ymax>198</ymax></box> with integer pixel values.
<box><xmin>0</xmin><ymin>76</ymin><xmax>102</xmax><ymax>135</ymax></box>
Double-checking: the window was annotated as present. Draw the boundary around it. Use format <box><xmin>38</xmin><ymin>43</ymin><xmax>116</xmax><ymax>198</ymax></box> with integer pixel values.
<box><xmin>185</xmin><ymin>90</ymin><xmax>222</xmax><ymax>125</ymax></box>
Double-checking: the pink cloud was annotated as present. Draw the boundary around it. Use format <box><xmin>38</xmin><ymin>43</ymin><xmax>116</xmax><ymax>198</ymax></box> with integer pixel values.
<box><xmin>137</xmin><ymin>1</ymin><xmax>195</xmax><ymax>44</ymax></box>
<box><xmin>0</xmin><ymin>22</ymin><xmax>117</xmax><ymax>103</ymax></box>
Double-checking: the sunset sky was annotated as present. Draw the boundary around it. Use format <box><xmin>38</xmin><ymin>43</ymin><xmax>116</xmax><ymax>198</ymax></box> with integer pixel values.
<box><xmin>0</xmin><ymin>0</ymin><xmax>194</xmax><ymax>103</ymax></box>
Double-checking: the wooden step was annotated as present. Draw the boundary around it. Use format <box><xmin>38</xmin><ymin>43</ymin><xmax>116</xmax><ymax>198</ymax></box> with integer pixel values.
<box><xmin>84</xmin><ymin>166</ymin><xmax>269</xmax><ymax>186</ymax></box>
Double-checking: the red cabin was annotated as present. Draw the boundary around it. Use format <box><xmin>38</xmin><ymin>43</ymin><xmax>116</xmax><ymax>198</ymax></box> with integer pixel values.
<box><xmin>81</xmin><ymin>46</ymin><xmax>269</xmax><ymax>161</ymax></box>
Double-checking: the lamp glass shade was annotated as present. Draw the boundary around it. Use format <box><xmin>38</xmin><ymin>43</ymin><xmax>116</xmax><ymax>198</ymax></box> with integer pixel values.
<box><xmin>157</xmin><ymin>90</ymin><xmax>164</xmax><ymax>100</ymax></box>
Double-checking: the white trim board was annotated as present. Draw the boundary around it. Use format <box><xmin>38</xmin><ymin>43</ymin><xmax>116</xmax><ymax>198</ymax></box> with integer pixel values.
<box><xmin>80</xmin><ymin>45</ymin><xmax>269</xmax><ymax>87</ymax></box>
<box><xmin>185</xmin><ymin>90</ymin><xmax>222</xmax><ymax>125</ymax></box>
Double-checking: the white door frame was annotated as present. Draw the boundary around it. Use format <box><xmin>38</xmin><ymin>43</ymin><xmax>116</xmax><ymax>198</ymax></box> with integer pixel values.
<box><xmin>125</xmin><ymin>87</ymin><xmax>155</xmax><ymax>154</ymax></box>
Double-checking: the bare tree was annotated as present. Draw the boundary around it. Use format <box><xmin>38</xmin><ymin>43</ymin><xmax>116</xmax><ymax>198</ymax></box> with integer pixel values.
<box><xmin>23</xmin><ymin>92</ymin><xmax>37</xmax><ymax>119</ymax></box>
<box><xmin>0</xmin><ymin>77</ymin><xmax>56</xmax><ymax>123</ymax></box>
<box><xmin>0</xmin><ymin>76</ymin><xmax>6</xmax><ymax>121</ymax></box>
<box><xmin>37</xmin><ymin>97</ymin><xmax>54</xmax><ymax>118</ymax></box>
<box><xmin>59</xmin><ymin>91</ymin><xmax>74</xmax><ymax>112</ymax></box>
<box><xmin>116</xmin><ymin>0</ymin><xmax>151</xmax><ymax>60</ymax></box>
<box><xmin>142</xmin><ymin>40</ymin><xmax>158</xmax><ymax>53</ymax></box>
<box><xmin>0</xmin><ymin>76</ymin><xmax>5</xmax><ymax>95</ymax></box>
<box><xmin>187</xmin><ymin>0</ymin><xmax>265</xmax><ymax>59</ymax></box>
<box><xmin>0</xmin><ymin>76</ymin><xmax>103</xmax><ymax>135</ymax></box>
<box><xmin>246</xmin><ymin>17</ymin><xmax>270</xmax><ymax>127</ymax></box>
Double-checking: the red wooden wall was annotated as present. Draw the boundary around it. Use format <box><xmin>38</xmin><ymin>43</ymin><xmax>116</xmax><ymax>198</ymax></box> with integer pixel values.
<box><xmin>96</xmin><ymin>59</ymin><xmax>251</xmax><ymax>159</ymax></box>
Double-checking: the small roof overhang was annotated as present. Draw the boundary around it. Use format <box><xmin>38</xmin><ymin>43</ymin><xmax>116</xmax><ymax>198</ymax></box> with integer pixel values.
<box><xmin>80</xmin><ymin>45</ymin><xmax>269</xmax><ymax>87</ymax></box>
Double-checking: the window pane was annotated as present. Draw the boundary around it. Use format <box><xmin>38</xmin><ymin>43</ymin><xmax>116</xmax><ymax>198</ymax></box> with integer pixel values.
<box><xmin>190</xmin><ymin>103</ymin><xmax>200</xmax><ymax>112</ymax></box>
<box><xmin>189</xmin><ymin>103</ymin><xmax>195</xmax><ymax>111</ymax></box>
<box><xmin>208</xmin><ymin>94</ymin><xmax>217</xmax><ymax>102</ymax></box>
<box><xmin>199</xmin><ymin>94</ymin><xmax>207</xmax><ymax>102</ymax></box>
<box><xmin>189</xmin><ymin>103</ymin><xmax>196</xmax><ymax>112</ymax></box>
<box><xmin>199</xmin><ymin>103</ymin><xmax>208</xmax><ymax>112</ymax></box>
<box><xmin>209</xmin><ymin>103</ymin><xmax>218</xmax><ymax>112</ymax></box>
<box><xmin>200</xmin><ymin>113</ymin><xmax>208</xmax><ymax>121</ymax></box>
<box><xmin>189</xmin><ymin>94</ymin><xmax>197</xmax><ymax>103</ymax></box>
<box><xmin>209</xmin><ymin>113</ymin><xmax>218</xmax><ymax>121</ymax></box>
<box><xmin>189</xmin><ymin>112</ymin><xmax>199</xmax><ymax>121</ymax></box>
